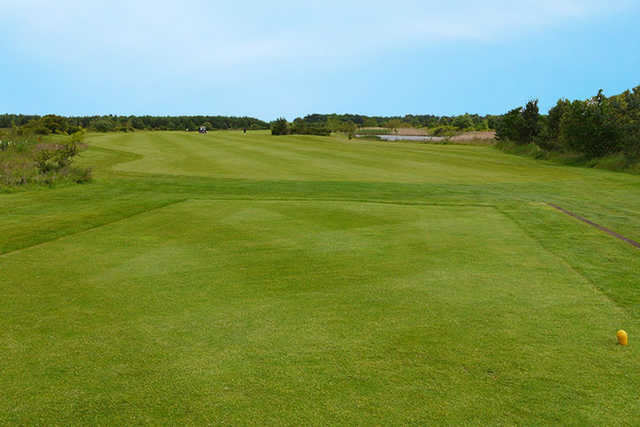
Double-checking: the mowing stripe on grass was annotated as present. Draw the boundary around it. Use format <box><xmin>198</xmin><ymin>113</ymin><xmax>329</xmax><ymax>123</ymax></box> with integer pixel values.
<box><xmin>547</xmin><ymin>202</ymin><xmax>640</xmax><ymax>249</ymax></box>
<box><xmin>0</xmin><ymin>198</ymin><xmax>188</xmax><ymax>257</ymax></box>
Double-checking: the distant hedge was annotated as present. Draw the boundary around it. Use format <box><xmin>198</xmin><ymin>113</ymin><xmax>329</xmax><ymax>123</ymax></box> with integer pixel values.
<box><xmin>293</xmin><ymin>113</ymin><xmax>497</xmax><ymax>131</ymax></box>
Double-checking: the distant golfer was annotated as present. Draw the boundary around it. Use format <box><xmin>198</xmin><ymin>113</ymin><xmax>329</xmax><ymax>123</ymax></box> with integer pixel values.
<box><xmin>243</xmin><ymin>127</ymin><xmax>247</xmax><ymax>135</ymax></box>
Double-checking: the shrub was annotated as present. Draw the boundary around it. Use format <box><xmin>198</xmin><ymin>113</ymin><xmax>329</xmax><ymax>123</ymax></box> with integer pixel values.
<box><xmin>41</xmin><ymin>115</ymin><xmax>70</xmax><ymax>134</ymax></box>
<box><xmin>0</xmin><ymin>130</ymin><xmax>90</xmax><ymax>189</ymax></box>
<box><xmin>271</xmin><ymin>118</ymin><xmax>290</xmax><ymax>135</ymax></box>
<box><xmin>341</xmin><ymin>121</ymin><xmax>356</xmax><ymax>140</ymax></box>
<box><xmin>428</xmin><ymin>125</ymin><xmax>459</xmax><ymax>137</ymax></box>
<box><xmin>384</xmin><ymin>119</ymin><xmax>404</xmax><ymax>134</ymax></box>
<box><xmin>290</xmin><ymin>118</ymin><xmax>307</xmax><ymax>135</ymax></box>
<box><xmin>90</xmin><ymin>118</ymin><xmax>115</xmax><ymax>132</ymax></box>
<box><xmin>473</xmin><ymin>119</ymin><xmax>489</xmax><ymax>131</ymax></box>
<box><xmin>452</xmin><ymin>114</ymin><xmax>474</xmax><ymax>130</ymax></box>
<box><xmin>288</xmin><ymin>118</ymin><xmax>331</xmax><ymax>136</ymax></box>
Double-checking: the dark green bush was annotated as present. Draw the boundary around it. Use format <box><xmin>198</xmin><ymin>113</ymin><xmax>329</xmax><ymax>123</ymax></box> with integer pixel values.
<box><xmin>495</xmin><ymin>100</ymin><xmax>540</xmax><ymax>145</ymax></box>
<box><xmin>559</xmin><ymin>94</ymin><xmax>622</xmax><ymax>159</ymax></box>
<box><xmin>90</xmin><ymin>118</ymin><xmax>116</xmax><ymax>132</ymax></box>
<box><xmin>429</xmin><ymin>125</ymin><xmax>460</xmax><ymax>137</ymax></box>
<box><xmin>271</xmin><ymin>118</ymin><xmax>290</xmax><ymax>135</ymax></box>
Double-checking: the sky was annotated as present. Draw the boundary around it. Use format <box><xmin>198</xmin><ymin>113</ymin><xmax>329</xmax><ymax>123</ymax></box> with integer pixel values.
<box><xmin>1</xmin><ymin>1</ymin><xmax>639</xmax><ymax>120</ymax></box>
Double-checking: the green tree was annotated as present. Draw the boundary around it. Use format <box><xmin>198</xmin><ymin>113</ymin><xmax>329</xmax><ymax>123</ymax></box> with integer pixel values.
<box><xmin>548</xmin><ymin>98</ymin><xmax>570</xmax><ymax>140</ymax></box>
<box><xmin>362</xmin><ymin>117</ymin><xmax>377</xmax><ymax>127</ymax></box>
<box><xmin>41</xmin><ymin>115</ymin><xmax>70</xmax><ymax>134</ymax></box>
<box><xmin>521</xmin><ymin>99</ymin><xmax>541</xmax><ymax>143</ymax></box>
<box><xmin>452</xmin><ymin>114</ymin><xmax>474</xmax><ymax>130</ymax></box>
<box><xmin>326</xmin><ymin>116</ymin><xmax>341</xmax><ymax>132</ymax></box>
<box><xmin>495</xmin><ymin>107</ymin><xmax>524</xmax><ymax>142</ymax></box>
<box><xmin>559</xmin><ymin>91</ymin><xmax>622</xmax><ymax>158</ymax></box>
<box><xmin>473</xmin><ymin>119</ymin><xmax>489</xmax><ymax>131</ymax></box>
<box><xmin>495</xmin><ymin>100</ymin><xmax>540</xmax><ymax>144</ymax></box>
<box><xmin>290</xmin><ymin>118</ymin><xmax>307</xmax><ymax>134</ymax></box>
<box><xmin>341</xmin><ymin>121</ymin><xmax>357</xmax><ymax>140</ymax></box>
<box><xmin>271</xmin><ymin>118</ymin><xmax>290</xmax><ymax>135</ymax></box>
<box><xmin>90</xmin><ymin>118</ymin><xmax>115</xmax><ymax>132</ymax></box>
<box><xmin>384</xmin><ymin>119</ymin><xmax>403</xmax><ymax>135</ymax></box>
<box><xmin>610</xmin><ymin>86</ymin><xmax>640</xmax><ymax>156</ymax></box>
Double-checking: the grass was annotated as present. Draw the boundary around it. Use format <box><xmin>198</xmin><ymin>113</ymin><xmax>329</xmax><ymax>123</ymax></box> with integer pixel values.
<box><xmin>2</xmin><ymin>130</ymin><xmax>640</xmax><ymax>424</ymax></box>
<box><xmin>0</xmin><ymin>132</ymin><xmax>92</xmax><ymax>189</ymax></box>
<box><xmin>495</xmin><ymin>139</ymin><xmax>640</xmax><ymax>175</ymax></box>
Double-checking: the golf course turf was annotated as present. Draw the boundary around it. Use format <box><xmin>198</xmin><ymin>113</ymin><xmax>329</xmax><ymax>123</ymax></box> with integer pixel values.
<box><xmin>1</xmin><ymin>131</ymin><xmax>639</xmax><ymax>424</ymax></box>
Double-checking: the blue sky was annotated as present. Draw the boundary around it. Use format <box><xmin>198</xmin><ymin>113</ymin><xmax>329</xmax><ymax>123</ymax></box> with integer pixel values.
<box><xmin>1</xmin><ymin>1</ymin><xmax>639</xmax><ymax>120</ymax></box>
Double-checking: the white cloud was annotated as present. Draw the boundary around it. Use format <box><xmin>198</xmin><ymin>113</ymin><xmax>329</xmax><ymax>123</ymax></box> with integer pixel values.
<box><xmin>0</xmin><ymin>0</ymin><xmax>632</xmax><ymax>70</ymax></box>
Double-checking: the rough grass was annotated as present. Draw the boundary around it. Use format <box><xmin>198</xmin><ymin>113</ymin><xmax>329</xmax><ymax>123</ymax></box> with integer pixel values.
<box><xmin>495</xmin><ymin>139</ymin><xmax>640</xmax><ymax>174</ymax></box>
<box><xmin>1</xmin><ymin>130</ymin><xmax>639</xmax><ymax>424</ymax></box>
<box><xmin>0</xmin><ymin>133</ymin><xmax>91</xmax><ymax>190</ymax></box>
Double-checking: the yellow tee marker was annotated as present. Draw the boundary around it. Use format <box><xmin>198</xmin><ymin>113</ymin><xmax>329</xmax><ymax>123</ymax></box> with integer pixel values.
<box><xmin>617</xmin><ymin>330</ymin><xmax>629</xmax><ymax>346</ymax></box>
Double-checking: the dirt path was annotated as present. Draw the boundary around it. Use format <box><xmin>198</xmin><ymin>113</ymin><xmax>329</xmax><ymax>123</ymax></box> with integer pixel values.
<box><xmin>548</xmin><ymin>203</ymin><xmax>640</xmax><ymax>249</ymax></box>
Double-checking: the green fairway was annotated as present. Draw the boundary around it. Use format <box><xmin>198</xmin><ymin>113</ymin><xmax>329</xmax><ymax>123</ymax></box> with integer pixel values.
<box><xmin>2</xmin><ymin>131</ymin><xmax>640</xmax><ymax>424</ymax></box>
<box><xmin>87</xmin><ymin>131</ymin><xmax>585</xmax><ymax>183</ymax></box>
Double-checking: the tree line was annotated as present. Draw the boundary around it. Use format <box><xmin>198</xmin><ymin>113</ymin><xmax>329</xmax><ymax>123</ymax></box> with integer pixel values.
<box><xmin>285</xmin><ymin>113</ymin><xmax>496</xmax><ymax>132</ymax></box>
<box><xmin>270</xmin><ymin>113</ymin><xmax>498</xmax><ymax>137</ymax></box>
<box><xmin>2</xmin><ymin>112</ymin><xmax>499</xmax><ymax>138</ymax></box>
<box><xmin>0</xmin><ymin>114</ymin><xmax>270</xmax><ymax>134</ymax></box>
<box><xmin>495</xmin><ymin>86</ymin><xmax>640</xmax><ymax>159</ymax></box>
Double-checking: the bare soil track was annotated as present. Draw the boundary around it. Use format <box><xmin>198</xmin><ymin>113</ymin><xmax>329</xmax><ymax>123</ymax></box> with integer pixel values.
<box><xmin>548</xmin><ymin>202</ymin><xmax>640</xmax><ymax>249</ymax></box>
